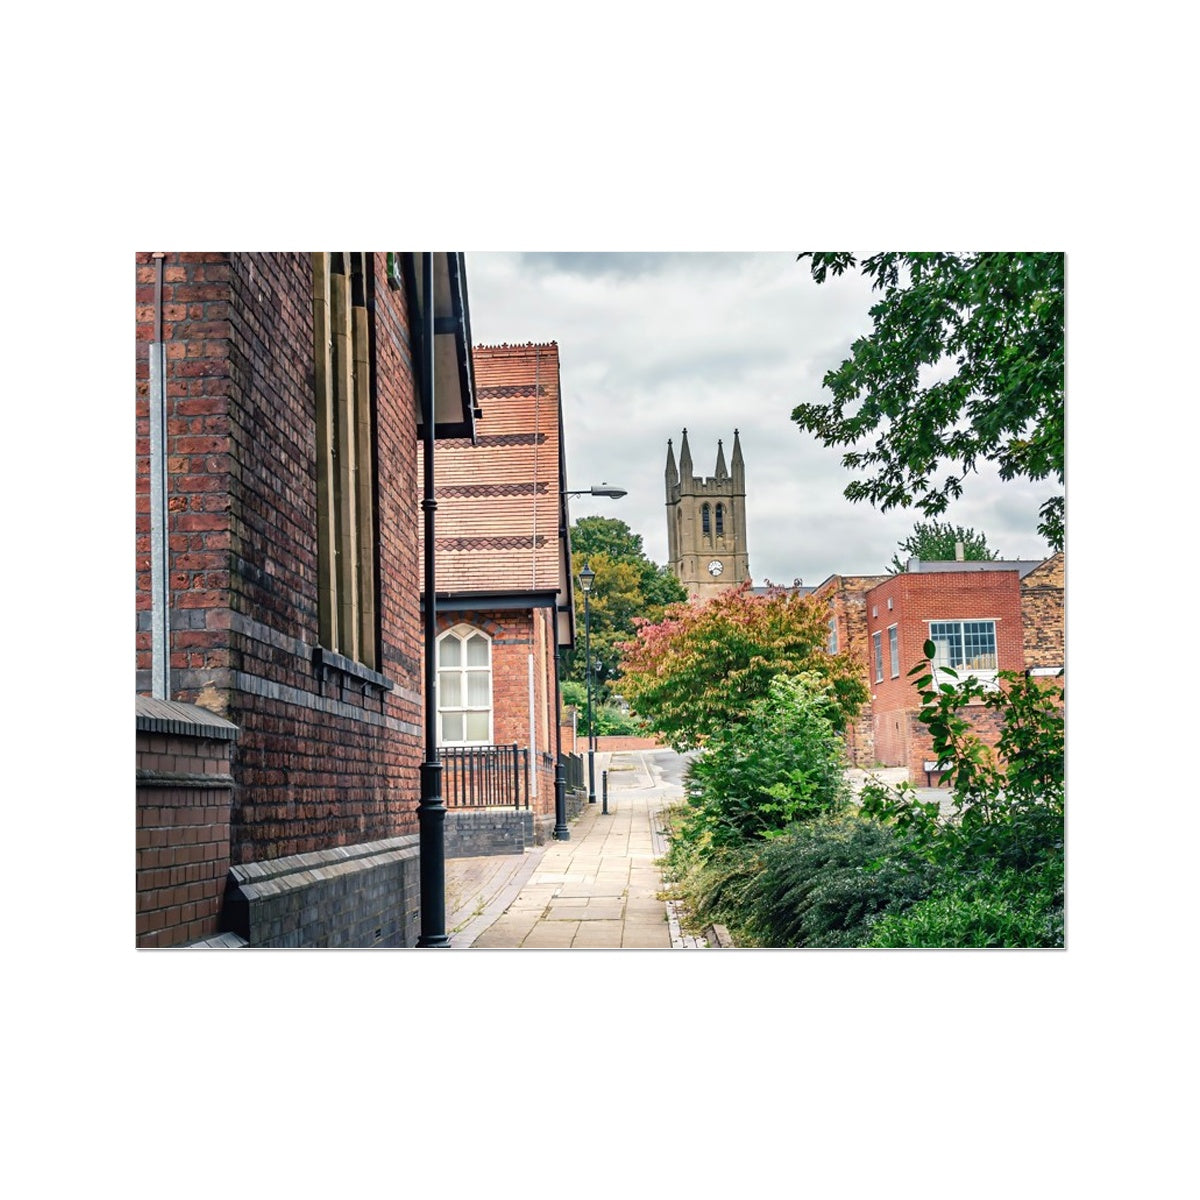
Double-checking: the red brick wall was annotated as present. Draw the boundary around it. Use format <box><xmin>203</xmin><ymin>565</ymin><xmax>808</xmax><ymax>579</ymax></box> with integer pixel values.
<box><xmin>434</xmin><ymin>606</ymin><xmax>560</xmax><ymax>819</ymax></box>
<box><xmin>136</xmin><ymin>253</ymin><xmax>426</xmax><ymax>866</ymax></box>
<box><xmin>136</xmin><ymin>730</ymin><xmax>233</xmax><ymax>947</ymax></box>
<box><xmin>863</xmin><ymin>570</ymin><xmax>1024</xmax><ymax>776</ymax></box>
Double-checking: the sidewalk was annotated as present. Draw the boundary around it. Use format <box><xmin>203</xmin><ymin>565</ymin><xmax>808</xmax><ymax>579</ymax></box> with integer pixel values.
<box><xmin>447</xmin><ymin>750</ymin><xmax>689</xmax><ymax>949</ymax></box>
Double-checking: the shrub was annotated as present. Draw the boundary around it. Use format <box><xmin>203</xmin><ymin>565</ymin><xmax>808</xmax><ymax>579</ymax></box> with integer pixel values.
<box><xmin>856</xmin><ymin>644</ymin><xmax>1065</xmax><ymax>947</ymax></box>
<box><xmin>859</xmin><ymin>643</ymin><xmax>1064</xmax><ymax>874</ymax></box>
<box><xmin>735</xmin><ymin>816</ymin><xmax>936</xmax><ymax>947</ymax></box>
<box><xmin>866</xmin><ymin>857</ymin><xmax>1064</xmax><ymax>948</ymax></box>
<box><xmin>680</xmin><ymin>673</ymin><xmax>851</xmax><ymax>848</ymax></box>
<box><xmin>669</xmin><ymin>841</ymin><xmax>765</xmax><ymax>938</ymax></box>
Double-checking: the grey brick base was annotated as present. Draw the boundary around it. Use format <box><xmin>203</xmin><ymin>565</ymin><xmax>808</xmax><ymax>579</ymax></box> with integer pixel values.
<box><xmin>445</xmin><ymin>809</ymin><xmax>533</xmax><ymax>857</ymax></box>
<box><xmin>221</xmin><ymin>835</ymin><xmax>421</xmax><ymax>947</ymax></box>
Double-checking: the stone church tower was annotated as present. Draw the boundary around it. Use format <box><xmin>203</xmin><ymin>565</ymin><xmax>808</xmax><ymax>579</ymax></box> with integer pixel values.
<box><xmin>665</xmin><ymin>429</ymin><xmax>750</xmax><ymax>600</ymax></box>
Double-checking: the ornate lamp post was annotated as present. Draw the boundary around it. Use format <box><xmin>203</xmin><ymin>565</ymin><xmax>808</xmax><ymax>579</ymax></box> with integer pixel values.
<box><xmin>578</xmin><ymin>561</ymin><xmax>597</xmax><ymax>804</ymax></box>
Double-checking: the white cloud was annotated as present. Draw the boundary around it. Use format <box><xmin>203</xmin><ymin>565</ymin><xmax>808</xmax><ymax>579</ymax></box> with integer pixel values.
<box><xmin>465</xmin><ymin>251</ymin><xmax>1057</xmax><ymax>586</ymax></box>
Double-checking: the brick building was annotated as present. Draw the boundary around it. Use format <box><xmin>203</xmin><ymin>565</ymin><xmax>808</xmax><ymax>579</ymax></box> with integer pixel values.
<box><xmin>814</xmin><ymin>554</ymin><xmax>1065</xmax><ymax>784</ymax></box>
<box><xmin>418</xmin><ymin>343</ymin><xmax>576</xmax><ymax>843</ymax></box>
<box><xmin>135</xmin><ymin>251</ymin><xmax>478</xmax><ymax>947</ymax></box>
<box><xmin>810</xmin><ymin>573</ymin><xmax>889</xmax><ymax>768</ymax></box>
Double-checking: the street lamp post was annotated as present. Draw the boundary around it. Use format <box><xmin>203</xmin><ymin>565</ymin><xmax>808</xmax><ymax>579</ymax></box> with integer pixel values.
<box><xmin>578</xmin><ymin>561</ymin><xmax>596</xmax><ymax>804</ymax></box>
<box><xmin>564</xmin><ymin>484</ymin><xmax>628</xmax><ymax>500</ymax></box>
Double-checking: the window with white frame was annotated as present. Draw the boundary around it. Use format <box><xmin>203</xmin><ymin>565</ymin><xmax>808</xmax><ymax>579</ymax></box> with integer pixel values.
<box><xmin>828</xmin><ymin>617</ymin><xmax>839</xmax><ymax>655</ymax></box>
<box><xmin>927</xmin><ymin>619</ymin><xmax>998</xmax><ymax>680</ymax></box>
<box><xmin>888</xmin><ymin>624</ymin><xmax>900</xmax><ymax>678</ymax></box>
<box><xmin>872</xmin><ymin>631</ymin><xmax>884</xmax><ymax>683</ymax></box>
<box><xmin>437</xmin><ymin>625</ymin><xmax>493</xmax><ymax>744</ymax></box>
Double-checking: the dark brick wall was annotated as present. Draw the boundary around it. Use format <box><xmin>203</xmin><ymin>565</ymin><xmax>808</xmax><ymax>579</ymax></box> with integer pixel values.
<box><xmin>136</xmin><ymin>253</ymin><xmax>428</xmax><ymax>935</ymax></box>
<box><xmin>136</xmin><ymin>728</ymin><xmax>233</xmax><ymax>947</ymax></box>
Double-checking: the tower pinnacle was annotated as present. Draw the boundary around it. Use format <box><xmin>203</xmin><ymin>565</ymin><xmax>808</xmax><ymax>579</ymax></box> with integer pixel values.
<box><xmin>678</xmin><ymin>428</ymin><xmax>693</xmax><ymax>481</ymax></box>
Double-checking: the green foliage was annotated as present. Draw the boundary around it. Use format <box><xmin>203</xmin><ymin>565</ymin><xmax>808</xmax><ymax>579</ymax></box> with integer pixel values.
<box><xmin>565</xmin><ymin>517</ymin><xmax>685</xmax><ymax>698</ymax></box>
<box><xmin>664</xmin><ymin>641</ymin><xmax>1066</xmax><ymax>948</ymax></box>
<box><xmin>619</xmin><ymin>583</ymin><xmax>868</xmax><ymax>751</ymax></box>
<box><xmin>795</xmin><ymin>252</ymin><xmax>1064</xmax><ymax>550</ymax></box>
<box><xmin>857</xmin><ymin>641</ymin><xmax>1065</xmax><ymax>946</ymax></box>
<box><xmin>668</xmin><ymin>815</ymin><xmax>935</xmax><ymax>948</ymax></box>
<box><xmin>663</xmin><ymin>833</ymin><xmax>763</xmax><ymax>937</ymax></box>
<box><xmin>680</xmin><ymin>674</ymin><xmax>852</xmax><ymax>847</ymax></box>
<box><xmin>560</xmin><ymin>679</ymin><xmax>646</xmax><ymax>736</ymax></box>
<box><xmin>887</xmin><ymin>520</ymin><xmax>997</xmax><ymax>574</ymax></box>
<box><xmin>866</xmin><ymin>857</ymin><xmax>1063</xmax><ymax>948</ymax></box>
<box><xmin>738</xmin><ymin>816</ymin><xmax>936</xmax><ymax>947</ymax></box>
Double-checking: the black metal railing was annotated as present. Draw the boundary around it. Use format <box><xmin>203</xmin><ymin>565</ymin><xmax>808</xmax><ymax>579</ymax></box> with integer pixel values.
<box><xmin>562</xmin><ymin>752</ymin><xmax>585</xmax><ymax>792</ymax></box>
<box><xmin>442</xmin><ymin>743</ymin><xmax>530</xmax><ymax>809</ymax></box>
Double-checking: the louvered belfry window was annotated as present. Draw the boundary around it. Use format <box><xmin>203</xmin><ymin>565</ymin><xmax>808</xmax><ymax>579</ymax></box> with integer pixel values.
<box><xmin>312</xmin><ymin>252</ymin><xmax>378</xmax><ymax>669</ymax></box>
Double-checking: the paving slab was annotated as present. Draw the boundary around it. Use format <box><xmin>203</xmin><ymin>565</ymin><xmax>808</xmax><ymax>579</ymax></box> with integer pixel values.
<box><xmin>453</xmin><ymin>748</ymin><xmax>707</xmax><ymax>949</ymax></box>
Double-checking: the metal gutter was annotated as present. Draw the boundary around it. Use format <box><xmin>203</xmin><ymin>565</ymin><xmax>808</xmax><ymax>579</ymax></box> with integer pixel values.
<box><xmin>148</xmin><ymin>252</ymin><xmax>171</xmax><ymax>699</ymax></box>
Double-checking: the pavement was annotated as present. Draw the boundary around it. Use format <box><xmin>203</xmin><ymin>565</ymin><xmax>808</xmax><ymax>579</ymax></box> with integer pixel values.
<box><xmin>445</xmin><ymin>753</ymin><xmax>958</xmax><ymax>950</ymax></box>
<box><xmin>446</xmin><ymin>749</ymin><xmax>702</xmax><ymax>949</ymax></box>
<box><xmin>846</xmin><ymin>765</ymin><xmax>959</xmax><ymax>815</ymax></box>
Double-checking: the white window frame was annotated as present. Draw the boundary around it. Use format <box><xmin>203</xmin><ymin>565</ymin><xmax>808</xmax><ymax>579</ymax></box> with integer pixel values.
<box><xmin>888</xmin><ymin>624</ymin><xmax>900</xmax><ymax>678</ymax></box>
<box><xmin>828</xmin><ymin>617</ymin><xmax>839</xmax><ymax>655</ymax></box>
<box><xmin>436</xmin><ymin>624</ymin><xmax>494</xmax><ymax>746</ymax></box>
<box><xmin>872</xmin><ymin>630</ymin><xmax>884</xmax><ymax>683</ymax></box>
<box><xmin>926</xmin><ymin>618</ymin><xmax>999</xmax><ymax>688</ymax></box>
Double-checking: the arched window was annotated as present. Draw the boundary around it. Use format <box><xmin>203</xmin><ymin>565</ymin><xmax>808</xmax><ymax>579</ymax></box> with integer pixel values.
<box><xmin>715</xmin><ymin>503</ymin><xmax>725</xmax><ymax>536</ymax></box>
<box><xmin>701</xmin><ymin>503</ymin><xmax>711</xmax><ymax>536</ymax></box>
<box><xmin>436</xmin><ymin>625</ymin><xmax>493</xmax><ymax>744</ymax></box>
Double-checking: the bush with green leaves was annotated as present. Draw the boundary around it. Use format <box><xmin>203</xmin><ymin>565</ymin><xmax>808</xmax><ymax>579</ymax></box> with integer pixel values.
<box><xmin>866</xmin><ymin>857</ymin><xmax>1063</xmax><ymax>948</ymax></box>
<box><xmin>664</xmin><ymin>813</ymin><xmax>935</xmax><ymax>947</ymax></box>
<box><xmin>736</xmin><ymin>815</ymin><xmax>937</xmax><ymax>947</ymax></box>
<box><xmin>857</xmin><ymin>641</ymin><xmax>1065</xmax><ymax>947</ymax></box>
<box><xmin>680</xmin><ymin>673</ymin><xmax>851</xmax><ymax>848</ymax></box>
<box><xmin>860</xmin><ymin>642</ymin><xmax>1064</xmax><ymax>872</ymax></box>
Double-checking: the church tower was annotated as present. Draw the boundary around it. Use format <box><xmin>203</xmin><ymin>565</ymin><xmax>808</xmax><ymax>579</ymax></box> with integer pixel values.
<box><xmin>665</xmin><ymin>429</ymin><xmax>750</xmax><ymax>600</ymax></box>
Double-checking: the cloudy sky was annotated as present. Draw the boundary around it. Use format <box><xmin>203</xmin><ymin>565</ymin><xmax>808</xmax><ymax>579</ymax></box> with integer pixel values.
<box><xmin>462</xmin><ymin>252</ymin><xmax>1058</xmax><ymax>587</ymax></box>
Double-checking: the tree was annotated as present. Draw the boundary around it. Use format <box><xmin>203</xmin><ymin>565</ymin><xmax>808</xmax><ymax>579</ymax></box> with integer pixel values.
<box><xmin>887</xmin><ymin>520</ymin><xmax>996</xmax><ymax>574</ymax></box>
<box><xmin>565</xmin><ymin>517</ymin><xmax>685</xmax><ymax>696</ymax></box>
<box><xmin>794</xmin><ymin>252</ymin><xmax>1064</xmax><ymax>551</ymax></box>
<box><xmin>618</xmin><ymin>583</ymin><xmax>868</xmax><ymax>751</ymax></box>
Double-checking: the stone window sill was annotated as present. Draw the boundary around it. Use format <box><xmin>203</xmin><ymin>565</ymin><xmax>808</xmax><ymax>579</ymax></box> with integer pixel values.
<box><xmin>313</xmin><ymin>646</ymin><xmax>395</xmax><ymax>696</ymax></box>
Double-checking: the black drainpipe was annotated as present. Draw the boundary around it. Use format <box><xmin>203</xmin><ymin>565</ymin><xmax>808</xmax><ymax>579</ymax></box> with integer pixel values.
<box><xmin>417</xmin><ymin>253</ymin><xmax>449</xmax><ymax>947</ymax></box>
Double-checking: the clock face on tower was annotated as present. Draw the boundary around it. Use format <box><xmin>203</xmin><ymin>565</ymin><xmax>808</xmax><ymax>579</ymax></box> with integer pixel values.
<box><xmin>707</xmin><ymin>560</ymin><xmax>724</xmax><ymax>577</ymax></box>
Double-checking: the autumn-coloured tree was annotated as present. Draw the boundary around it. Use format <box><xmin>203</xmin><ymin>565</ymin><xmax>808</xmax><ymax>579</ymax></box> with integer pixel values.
<box><xmin>618</xmin><ymin>583</ymin><xmax>868</xmax><ymax>751</ymax></box>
